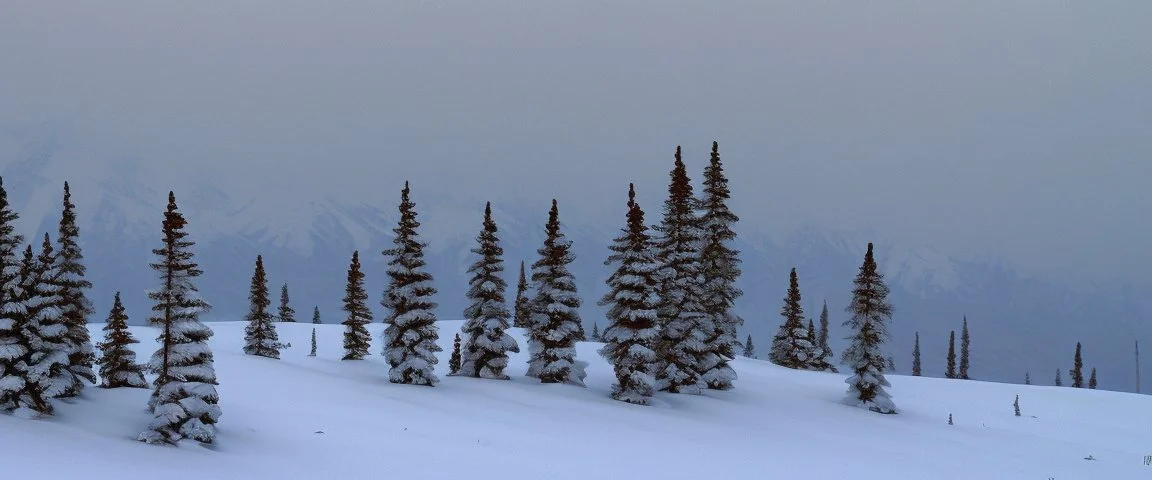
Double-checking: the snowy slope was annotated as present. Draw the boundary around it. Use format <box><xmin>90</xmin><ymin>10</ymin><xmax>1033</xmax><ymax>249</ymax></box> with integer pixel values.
<box><xmin>2</xmin><ymin>321</ymin><xmax>1148</xmax><ymax>480</ymax></box>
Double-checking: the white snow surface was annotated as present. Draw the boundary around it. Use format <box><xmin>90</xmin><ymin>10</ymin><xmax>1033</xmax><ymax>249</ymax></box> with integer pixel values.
<box><xmin>1</xmin><ymin>321</ymin><xmax>1149</xmax><ymax>479</ymax></box>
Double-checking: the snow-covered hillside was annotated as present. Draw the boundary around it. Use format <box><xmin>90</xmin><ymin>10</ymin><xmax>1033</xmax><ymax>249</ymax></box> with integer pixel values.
<box><xmin>2</xmin><ymin>321</ymin><xmax>1148</xmax><ymax>479</ymax></box>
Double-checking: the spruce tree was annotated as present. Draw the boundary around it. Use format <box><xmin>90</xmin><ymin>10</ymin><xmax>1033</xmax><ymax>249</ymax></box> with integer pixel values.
<box><xmin>55</xmin><ymin>182</ymin><xmax>96</xmax><ymax>397</ymax></box>
<box><xmin>1013</xmin><ymin>395</ymin><xmax>1021</xmax><ymax>416</ymax></box>
<box><xmin>381</xmin><ymin>182</ymin><xmax>441</xmax><ymax>386</ymax></box>
<box><xmin>959</xmin><ymin>316</ymin><xmax>971</xmax><ymax>379</ymax></box>
<box><xmin>96</xmin><ymin>292</ymin><xmax>147</xmax><ymax>388</ymax></box>
<box><xmin>1088</xmin><ymin>368</ymin><xmax>1097</xmax><ymax>389</ymax></box>
<box><xmin>912</xmin><ymin>331</ymin><xmax>922</xmax><ymax>376</ymax></box>
<box><xmin>840</xmin><ymin>243</ymin><xmax>897</xmax><ymax>414</ymax></box>
<box><xmin>769</xmin><ymin>268</ymin><xmax>816</xmax><ymax>369</ymax></box>
<box><xmin>816</xmin><ymin>301</ymin><xmax>837</xmax><ymax>372</ymax></box>
<box><xmin>653</xmin><ymin>147</ymin><xmax>712</xmax><ymax>394</ymax></box>
<box><xmin>308</xmin><ymin>328</ymin><xmax>317</xmax><ymax>357</ymax></box>
<box><xmin>139</xmin><ymin>192</ymin><xmax>220</xmax><ymax>445</ymax></box>
<box><xmin>341</xmin><ymin>251</ymin><xmax>372</xmax><ymax>360</ymax></box>
<box><xmin>598</xmin><ymin>183</ymin><xmax>660</xmax><ymax>405</ymax></box>
<box><xmin>513</xmin><ymin>261</ymin><xmax>531</xmax><ymax>329</ymax></box>
<box><xmin>448</xmin><ymin>333</ymin><xmax>462</xmax><ymax>376</ymax></box>
<box><xmin>1071</xmin><ymin>342</ymin><xmax>1084</xmax><ymax>388</ymax></box>
<box><xmin>1054</xmin><ymin>368</ymin><xmax>1062</xmax><ymax>386</ymax></box>
<box><xmin>243</xmin><ymin>255</ymin><xmax>284</xmax><ymax>359</ymax></box>
<box><xmin>278</xmin><ymin>283</ymin><xmax>296</xmax><ymax>322</ymax></box>
<box><xmin>946</xmin><ymin>331</ymin><xmax>957</xmax><ymax>379</ymax></box>
<box><xmin>526</xmin><ymin>199</ymin><xmax>585</xmax><ymax>385</ymax></box>
<box><xmin>742</xmin><ymin>334</ymin><xmax>756</xmax><ymax>359</ymax></box>
<box><xmin>1025</xmin><ymin>371</ymin><xmax>1031</xmax><ymax>385</ymax></box>
<box><xmin>9</xmin><ymin>240</ymin><xmax>73</xmax><ymax>416</ymax></box>
<box><xmin>312</xmin><ymin>306</ymin><xmax>322</xmax><ymax>324</ymax></box>
<box><xmin>590</xmin><ymin>323</ymin><xmax>601</xmax><ymax>342</ymax></box>
<box><xmin>697</xmin><ymin>141</ymin><xmax>742</xmax><ymax>390</ymax></box>
<box><xmin>0</xmin><ymin>177</ymin><xmax>26</xmax><ymax>410</ymax></box>
<box><xmin>459</xmin><ymin>202</ymin><xmax>519</xmax><ymax>379</ymax></box>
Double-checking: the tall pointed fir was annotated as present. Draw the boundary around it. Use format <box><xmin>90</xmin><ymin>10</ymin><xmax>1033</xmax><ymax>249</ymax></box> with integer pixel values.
<box><xmin>742</xmin><ymin>335</ymin><xmax>757</xmax><ymax>359</ymax></box>
<box><xmin>697</xmin><ymin>141</ymin><xmax>742</xmax><ymax>390</ymax></box>
<box><xmin>1055</xmin><ymin>368</ymin><xmax>1062</xmax><ymax>386</ymax></box>
<box><xmin>590</xmin><ymin>323</ymin><xmax>601</xmax><ymax>342</ymax></box>
<box><xmin>55</xmin><ymin>182</ymin><xmax>96</xmax><ymax>397</ymax></box>
<box><xmin>946</xmin><ymin>331</ymin><xmax>957</xmax><ymax>379</ymax></box>
<box><xmin>243</xmin><ymin>255</ymin><xmax>285</xmax><ymax>359</ymax></box>
<box><xmin>814</xmin><ymin>301</ymin><xmax>837</xmax><ymax>372</ymax></box>
<box><xmin>9</xmin><ymin>239</ymin><xmax>72</xmax><ymax>416</ymax></box>
<box><xmin>769</xmin><ymin>268</ymin><xmax>816</xmax><ymax>369</ymax></box>
<box><xmin>653</xmin><ymin>147</ymin><xmax>713</xmax><ymax>394</ymax></box>
<box><xmin>513</xmin><ymin>261</ymin><xmax>530</xmax><ymax>329</ymax></box>
<box><xmin>1071</xmin><ymin>342</ymin><xmax>1084</xmax><ymax>388</ymax></box>
<box><xmin>341</xmin><ymin>251</ymin><xmax>372</xmax><ymax>360</ymax></box>
<box><xmin>0</xmin><ymin>177</ymin><xmax>27</xmax><ymax>410</ymax></box>
<box><xmin>139</xmin><ymin>192</ymin><xmax>220</xmax><ymax>445</ymax></box>
<box><xmin>598</xmin><ymin>184</ymin><xmax>660</xmax><ymax>405</ymax></box>
<box><xmin>278</xmin><ymin>283</ymin><xmax>296</xmax><ymax>322</ymax></box>
<box><xmin>448</xmin><ymin>333</ymin><xmax>462</xmax><ymax>375</ymax></box>
<box><xmin>381</xmin><ymin>182</ymin><xmax>441</xmax><ymax>386</ymax></box>
<box><xmin>1088</xmin><ymin>368</ymin><xmax>1097</xmax><ymax>389</ymax></box>
<box><xmin>840</xmin><ymin>243</ymin><xmax>897</xmax><ymax>414</ymax></box>
<box><xmin>911</xmin><ymin>332</ymin><xmax>922</xmax><ymax>376</ymax></box>
<box><xmin>959</xmin><ymin>316</ymin><xmax>971</xmax><ymax>379</ymax></box>
<box><xmin>526</xmin><ymin>199</ymin><xmax>585</xmax><ymax>385</ymax></box>
<box><xmin>96</xmin><ymin>292</ymin><xmax>147</xmax><ymax>388</ymax></box>
<box><xmin>309</xmin><ymin>328</ymin><xmax>317</xmax><ymax>357</ymax></box>
<box><xmin>313</xmin><ymin>306</ymin><xmax>322</xmax><ymax>324</ymax></box>
<box><xmin>459</xmin><ymin>202</ymin><xmax>519</xmax><ymax>379</ymax></box>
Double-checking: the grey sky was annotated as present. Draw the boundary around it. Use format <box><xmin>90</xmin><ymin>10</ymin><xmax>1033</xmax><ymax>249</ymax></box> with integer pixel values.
<box><xmin>1</xmin><ymin>1</ymin><xmax>1150</xmax><ymax>281</ymax></box>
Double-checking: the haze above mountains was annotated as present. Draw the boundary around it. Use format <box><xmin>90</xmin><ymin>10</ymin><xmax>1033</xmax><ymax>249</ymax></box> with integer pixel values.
<box><xmin>1</xmin><ymin>0</ymin><xmax>1149</xmax><ymax>391</ymax></box>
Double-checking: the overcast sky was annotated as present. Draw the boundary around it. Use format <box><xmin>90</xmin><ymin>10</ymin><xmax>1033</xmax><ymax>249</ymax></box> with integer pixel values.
<box><xmin>1</xmin><ymin>0</ymin><xmax>1149</xmax><ymax>281</ymax></box>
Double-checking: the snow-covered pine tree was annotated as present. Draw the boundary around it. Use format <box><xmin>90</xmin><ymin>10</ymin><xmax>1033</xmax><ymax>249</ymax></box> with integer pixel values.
<box><xmin>243</xmin><ymin>255</ymin><xmax>285</xmax><ymax>359</ymax></box>
<box><xmin>1013</xmin><ymin>394</ymin><xmax>1020</xmax><ymax>416</ymax></box>
<box><xmin>447</xmin><ymin>333</ymin><xmax>462</xmax><ymax>375</ymax></box>
<box><xmin>946</xmin><ymin>330</ymin><xmax>957</xmax><ymax>379</ymax></box>
<box><xmin>96</xmin><ymin>292</ymin><xmax>147</xmax><ymax>388</ymax></box>
<box><xmin>341</xmin><ymin>251</ymin><xmax>372</xmax><ymax>360</ymax></box>
<box><xmin>1071</xmin><ymin>342</ymin><xmax>1084</xmax><ymax>388</ymax></box>
<box><xmin>526</xmin><ymin>199</ymin><xmax>585</xmax><ymax>385</ymax></box>
<box><xmin>381</xmin><ymin>182</ymin><xmax>441</xmax><ymax>386</ymax></box>
<box><xmin>139</xmin><ymin>192</ymin><xmax>220</xmax><ymax>445</ymax></box>
<box><xmin>1054</xmin><ymin>368</ymin><xmax>1062</xmax><ymax>386</ymax></box>
<box><xmin>959</xmin><ymin>316</ymin><xmax>971</xmax><ymax>379</ymax></box>
<box><xmin>590</xmin><ymin>323</ymin><xmax>601</xmax><ymax>342</ymax></box>
<box><xmin>769</xmin><ymin>268</ymin><xmax>816</xmax><ymax>369</ymax></box>
<box><xmin>459</xmin><ymin>202</ymin><xmax>519</xmax><ymax>379</ymax></box>
<box><xmin>598</xmin><ymin>183</ymin><xmax>660</xmax><ymax>405</ymax></box>
<box><xmin>308</xmin><ymin>328</ymin><xmax>317</xmax><ymax>357</ymax></box>
<box><xmin>55</xmin><ymin>182</ymin><xmax>96</xmax><ymax>397</ymax></box>
<box><xmin>697</xmin><ymin>141</ymin><xmax>742</xmax><ymax>390</ymax></box>
<box><xmin>840</xmin><ymin>242</ymin><xmax>897</xmax><ymax>414</ymax></box>
<box><xmin>1025</xmin><ymin>371</ymin><xmax>1030</xmax><ymax>385</ymax></box>
<box><xmin>742</xmin><ymin>334</ymin><xmax>756</xmax><ymax>359</ymax></box>
<box><xmin>313</xmin><ymin>306</ymin><xmax>322</xmax><ymax>324</ymax></box>
<box><xmin>816</xmin><ymin>301</ymin><xmax>837</xmax><ymax>372</ymax></box>
<box><xmin>278</xmin><ymin>283</ymin><xmax>296</xmax><ymax>322</ymax></box>
<box><xmin>806</xmin><ymin>319</ymin><xmax>824</xmax><ymax>369</ymax></box>
<box><xmin>653</xmin><ymin>147</ymin><xmax>713</xmax><ymax>394</ymax></box>
<box><xmin>0</xmin><ymin>177</ymin><xmax>26</xmax><ymax>411</ymax></box>
<box><xmin>1088</xmin><ymin>368</ymin><xmax>1097</xmax><ymax>389</ymax></box>
<box><xmin>911</xmin><ymin>331</ymin><xmax>922</xmax><ymax>376</ymax></box>
<box><xmin>513</xmin><ymin>261</ymin><xmax>530</xmax><ymax>329</ymax></box>
<box><xmin>10</xmin><ymin>239</ymin><xmax>73</xmax><ymax>416</ymax></box>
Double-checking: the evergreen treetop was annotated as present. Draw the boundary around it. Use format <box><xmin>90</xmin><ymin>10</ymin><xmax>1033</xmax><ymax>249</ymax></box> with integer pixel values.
<box><xmin>911</xmin><ymin>331</ymin><xmax>922</xmax><ymax>376</ymax></box>
<box><xmin>96</xmin><ymin>292</ymin><xmax>147</xmax><ymax>389</ymax></box>
<box><xmin>341</xmin><ymin>251</ymin><xmax>372</xmax><ymax>360</ymax></box>
<box><xmin>243</xmin><ymin>255</ymin><xmax>285</xmax><ymax>359</ymax></box>
<box><xmin>459</xmin><ymin>201</ymin><xmax>519</xmax><ymax>379</ymax></box>
<box><xmin>526</xmin><ymin>199</ymin><xmax>585</xmax><ymax>385</ymax></box>
<box><xmin>959</xmin><ymin>316</ymin><xmax>971</xmax><ymax>379</ymax></box>
<box><xmin>55</xmin><ymin>182</ymin><xmax>96</xmax><ymax>396</ymax></box>
<box><xmin>279</xmin><ymin>283</ymin><xmax>296</xmax><ymax>322</ymax></box>
<box><xmin>840</xmin><ymin>243</ymin><xmax>897</xmax><ymax>414</ymax></box>
<box><xmin>513</xmin><ymin>261</ymin><xmax>531</xmax><ymax>329</ymax></box>
<box><xmin>770</xmin><ymin>268</ymin><xmax>816</xmax><ymax>370</ymax></box>
<box><xmin>0</xmin><ymin>177</ymin><xmax>27</xmax><ymax>411</ymax></box>
<box><xmin>697</xmin><ymin>141</ymin><xmax>742</xmax><ymax>390</ymax></box>
<box><xmin>946</xmin><ymin>330</ymin><xmax>957</xmax><ymax>379</ymax></box>
<box><xmin>1071</xmin><ymin>342</ymin><xmax>1084</xmax><ymax>388</ymax></box>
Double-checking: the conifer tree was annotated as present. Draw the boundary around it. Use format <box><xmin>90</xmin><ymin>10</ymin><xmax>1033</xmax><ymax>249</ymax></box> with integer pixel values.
<box><xmin>912</xmin><ymin>331</ymin><xmax>922</xmax><ymax>376</ymax></box>
<box><xmin>653</xmin><ymin>147</ymin><xmax>713</xmax><ymax>394</ymax></box>
<box><xmin>598</xmin><ymin>184</ymin><xmax>660</xmax><ymax>405</ymax></box>
<box><xmin>1088</xmin><ymin>368</ymin><xmax>1097</xmax><ymax>389</ymax></box>
<box><xmin>139</xmin><ymin>192</ymin><xmax>220</xmax><ymax>445</ymax></box>
<box><xmin>381</xmin><ymin>182</ymin><xmax>441</xmax><ymax>386</ymax></box>
<box><xmin>243</xmin><ymin>255</ymin><xmax>284</xmax><ymax>359</ymax></box>
<box><xmin>1054</xmin><ymin>368</ymin><xmax>1062</xmax><ymax>386</ymax></box>
<box><xmin>526</xmin><ymin>199</ymin><xmax>585</xmax><ymax>385</ymax></box>
<box><xmin>9</xmin><ymin>240</ymin><xmax>73</xmax><ymax>416</ymax></box>
<box><xmin>1013</xmin><ymin>394</ymin><xmax>1021</xmax><ymax>417</ymax></box>
<box><xmin>96</xmin><ymin>292</ymin><xmax>147</xmax><ymax>388</ymax></box>
<box><xmin>840</xmin><ymin>243</ymin><xmax>897</xmax><ymax>414</ymax></box>
<box><xmin>0</xmin><ymin>177</ymin><xmax>26</xmax><ymax>410</ymax></box>
<box><xmin>959</xmin><ymin>316</ymin><xmax>971</xmax><ymax>379</ymax></box>
<box><xmin>308</xmin><ymin>328</ymin><xmax>317</xmax><ymax>357</ymax></box>
<box><xmin>312</xmin><ymin>306</ymin><xmax>322</xmax><ymax>324</ymax></box>
<box><xmin>55</xmin><ymin>182</ymin><xmax>96</xmax><ymax>397</ymax></box>
<box><xmin>697</xmin><ymin>141</ymin><xmax>742</xmax><ymax>390</ymax></box>
<box><xmin>742</xmin><ymin>334</ymin><xmax>756</xmax><ymax>359</ymax></box>
<box><xmin>278</xmin><ymin>283</ymin><xmax>296</xmax><ymax>322</ymax></box>
<box><xmin>341</xmin><ymin>251</ymin><xmax>372</xmax><ymax>360</ymax></box>
<box><xmin>1025</xmin><ymin>371</ymin><xmax>1031</xmax><ymax>385</ymax></box>
<box><xmin>946</xmin><ymin>330</ymin><xmax>957</xmax><ymax>379</ymax></box>
<box><xmin>448</xmin><ymin>333</ymin><xmax>462</xmax><ymax>376</ymax></box>
<box><xmin>513</xmin><ymin>261</ymin><xmax>531</xmax><ymax>329</ymax></box>
<box><xmin>770</xmin><ymin>268</ymin><xmax>816</xmax><ymax>369</ymax></box>
<box><xmin>816</xmin><ymin>301</ymin><xmax>837</xmax><ymax>372</ymax></box>
<box><xmin>590</xmin><ymin>322</ymin><xmax>601</xmax><ymax>342</ymax></box>
<box><xmin>459</xmin><ymin>202</ymin><xmax>519</xmax><ymax>379</ymax></box>
<box><xmin>1071</xmin><ymin>342</ymin><xmax>1084</xmax><ymax>388</ymax></box>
